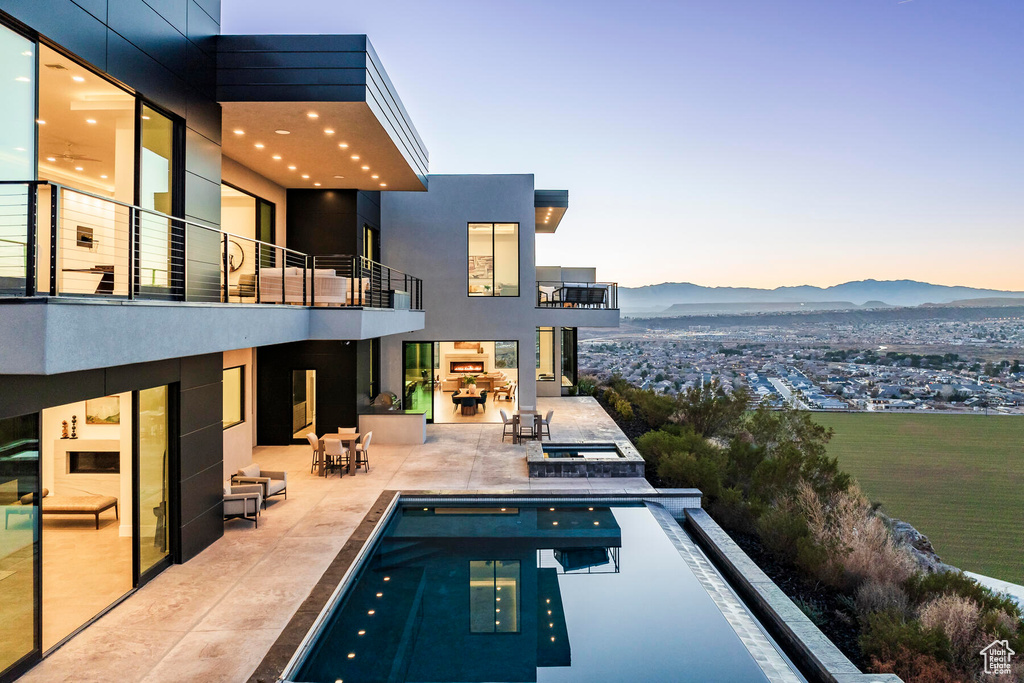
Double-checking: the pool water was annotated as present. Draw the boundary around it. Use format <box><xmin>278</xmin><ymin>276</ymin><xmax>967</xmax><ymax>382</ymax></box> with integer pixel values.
<box><xmin>293</xmin><ymin>503</ymin><xmax>802</xmax><ymax>683</ymax></box>
<box><xmin>542</xmin><ymin>444</ymin><xmax>623</xmax><ymax>459</ymax></box>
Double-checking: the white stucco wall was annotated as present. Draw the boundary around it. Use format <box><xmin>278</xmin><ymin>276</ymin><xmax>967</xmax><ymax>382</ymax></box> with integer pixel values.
<box><xmin>380</xmin><ymin>175</ymin><xmax>540</xmax><ymax>408</ymax></box>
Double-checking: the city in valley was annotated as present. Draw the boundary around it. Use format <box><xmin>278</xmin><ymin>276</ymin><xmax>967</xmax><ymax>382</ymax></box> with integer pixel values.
<box><xmin>580</xmin><ymin>312</ymin><xmax>1024</xmax><ymax>414</ymax></box>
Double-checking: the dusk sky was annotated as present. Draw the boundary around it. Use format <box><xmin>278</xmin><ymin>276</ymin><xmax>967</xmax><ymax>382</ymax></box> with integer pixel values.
<box><xmin>222</xmin><ymin>1</ymin><xmax>1023</xmax><ymax>290</ymax></box>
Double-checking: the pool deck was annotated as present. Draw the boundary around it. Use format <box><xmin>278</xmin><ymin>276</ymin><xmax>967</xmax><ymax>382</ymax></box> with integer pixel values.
<box><xmin>21</xmin><ymin>397</ymin><xmax>653</xmax><ymax>683</ymax></box>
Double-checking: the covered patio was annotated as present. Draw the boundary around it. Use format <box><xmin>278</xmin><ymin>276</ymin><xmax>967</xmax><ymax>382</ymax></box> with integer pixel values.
<box><xmin>20</xmin><ymin>398</ymin><xmax>652</xmax><ymax>683</ymax></box>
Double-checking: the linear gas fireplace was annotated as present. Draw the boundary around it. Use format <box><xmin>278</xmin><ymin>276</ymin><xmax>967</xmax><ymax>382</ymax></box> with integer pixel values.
<box><xmin>69</xmin><ymin>451</ymin><xmax>120</xmax><ymax>474</ymax></box>
<box><xmin>450</xmin><ymin>361</ymin><xmax>484</xmax><ymax>374</ymax></box>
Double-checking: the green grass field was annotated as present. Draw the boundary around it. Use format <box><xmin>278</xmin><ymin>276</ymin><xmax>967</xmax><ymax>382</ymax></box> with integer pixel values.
<box><xmin>812</xmin><ymin>413</ymin><xmax>1024</xmax><ymax>585</ymax></box>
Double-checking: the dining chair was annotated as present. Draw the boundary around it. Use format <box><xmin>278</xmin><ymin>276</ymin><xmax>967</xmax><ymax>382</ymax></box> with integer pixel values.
<box><xmin>305</xmin><ymin>432</ymin><xmax>321</xmax><ymax>474</ymax></box>
<box><xmin>323</xmin><ymin>438</ymin><xmax>350</xmax><ymax>477</ymax></box>
<box><xmin>452</xmin><ymin>393</ymin><xmax>461</xmax><ymax>413</ymax></box>
<box><xmin>540</xmin><ymin>410</ymin><xmax>554</xmax><ymax>440</ymax></box>
<box><xmin>339</xmin><ymin>427</ymin><xmax>357</xmax><ymax>434</ymax></box>
<box><xmin>500</xmin><ymin>409</ymin><xmax>514</xmax><ymax>442</ymax></box>
<box><xmin>478</xmin><ymin>390</ymin><xmax>488</xmax><ymax>411</ymax></box>
<box><xmin>354</xmin><ymin>431</ymin><xmax>372</xmax><ymax>472</ymax></box>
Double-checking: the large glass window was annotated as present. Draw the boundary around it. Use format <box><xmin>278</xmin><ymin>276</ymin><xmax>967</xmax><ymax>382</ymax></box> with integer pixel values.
<box><xmin>403</xmin><ymin>342</ymin><xmax>434</xmax><ymax>422</ymax></box>
<box><xmin>223</xmin><ymin>367</ymin><xmax>244</xmax><ymax>429</ymax></box>
<box><xmin>468</xmin><ymin>223</ymin><xmax>518</xmax><ymax>296</ymax></box>
<box><xmin>138</xmin><ymin>104</ymin><xmax>175</xmax><ymax>292</ymax></box>
<box><xmin>469</xmin><ymin>560</ymin><xmax>520</xmax><ymax>633</ymax></box>
<box><xmin>0</xmin><ymin>27</ymin><xmax>37</xmax><ymax>295</ymax></box>
<box><xmin>0</xmin><ymin>413</ymin><xmax>40</xmax><ymax>675</ymax></box>
<box><xmin>221</xmin><ymin>184</ymin><xmax>275</xmax><ymax>300</ymax></box>
<box><xmin>537</xmin><ymin>327</ymin><xmax>555</xmax><ymax>381</ymax></box>
<box><xmin>138</xmin><ymin>386</ymin><xmax>170</xmax><ymax>575</ymax></box>
<box><xmin>561</xmin><ymin>327</ymin><xmax>578</xmax><ymax>390</ymax></box>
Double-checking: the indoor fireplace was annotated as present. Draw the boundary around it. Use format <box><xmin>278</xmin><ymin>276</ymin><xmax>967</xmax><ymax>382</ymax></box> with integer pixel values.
<box><xmin>450</xmin><ymin>361</ymin><xmax>484</xmax><ymax>374</ymax></box>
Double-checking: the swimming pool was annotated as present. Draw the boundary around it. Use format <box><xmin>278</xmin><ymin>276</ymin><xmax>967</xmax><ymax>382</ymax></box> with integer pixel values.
<box><xmin>284</xmin><ymin>500</ymin><xmax>805</xmax><ymax>683</ymax></box>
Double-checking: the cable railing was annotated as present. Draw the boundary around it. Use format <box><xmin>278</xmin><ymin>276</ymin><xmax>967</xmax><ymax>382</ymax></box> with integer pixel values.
<box><xmin>0</xmin><ymin>180</ymin><xmax>423</xmax><ymax>310</ymax></box>
<box><xmin>536</xmin><ymin>280</ymin><xmax>618</xmax><ymax>310</ymax></box>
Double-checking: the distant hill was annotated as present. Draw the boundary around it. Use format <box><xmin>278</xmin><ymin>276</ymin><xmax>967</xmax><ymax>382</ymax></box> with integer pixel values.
<box><xmin>620</xmin><ymin>280</ymin><xmax>1024</xmax><ymax>316</ymax></box>
<box><xmin>659</xmin><ymin>301</ymin><xmax>878</xmax><ymax>315</ymax></box>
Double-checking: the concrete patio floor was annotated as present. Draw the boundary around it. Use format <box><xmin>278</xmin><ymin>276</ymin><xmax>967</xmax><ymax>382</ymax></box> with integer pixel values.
<box><xmin>20</xmin><ymin>397</ymin><xmax>653</xmax><ymax>683</ymax></box>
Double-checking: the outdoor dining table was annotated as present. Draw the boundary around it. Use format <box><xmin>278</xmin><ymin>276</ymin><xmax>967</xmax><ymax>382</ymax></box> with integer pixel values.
<box><xmin>512</xmin><ymin>409</ymin><xmax>541</xmax><ymax>443</ymax></box>
<box><xmin>319</xmin><ymin>432</ymin><xmax>361</xmax><ymax>475</ymax></box>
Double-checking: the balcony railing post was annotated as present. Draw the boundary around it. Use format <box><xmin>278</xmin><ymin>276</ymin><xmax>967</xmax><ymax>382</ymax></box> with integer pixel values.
<box><xmin>127</xmin><ymin>206</ymin><xmax>136</xmax><ymax>300</ymax></box>
<box><xmin>222</xmin><ymin>234</ymin><xmax>229</xmax><ymax>303</ymax></box>
<box><xmin>255</xmin><ymin>243</ymin><xmax>261</xmax><ymax>304</ymax></box>
<box><xmin>309</xmin><ymin>255</ymin><xmax>315</xmax><ymax>307</ymax></box>
<box><xmin>281</xmin><ymin>249</ymin><xmax>285</xmax><ymax>304</ymax></box>
<box><xmin>302</xmin><ymin>255</ymin><xmax>308</xmax><ymax>305</ymax></box>
<box><xmin>49</xmin><ymin>185</ymin><xmax>59</xmax><ymax>296</ymax></box>
<box><xmin>25</xmin><ymin>183</ymin><xmax>36</xmax><ymax>296</ymax></box>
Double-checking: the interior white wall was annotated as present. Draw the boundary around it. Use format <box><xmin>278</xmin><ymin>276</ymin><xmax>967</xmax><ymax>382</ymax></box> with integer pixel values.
<box><xmin>40</xmin><ymin>392</ymin><xmax>134</xmax><ymax>536</ymax></box>
<box><xmin>380</xmin><ymin>174</ymin><xmax>539</xmax><ymax>409</ymax></box>
<box><xmin>222</xmin><ymin>348</ymin><xmax>254</xmax><ymax>480</ymax></box>
<box><xmin>221</xmin><ymin>155</ymin><xmax>287</xmax><ymax>248</ymax></box>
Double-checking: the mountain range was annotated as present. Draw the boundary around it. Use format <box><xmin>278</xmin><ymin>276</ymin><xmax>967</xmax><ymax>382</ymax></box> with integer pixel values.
<box><xmin>619</xmin><ymin>280</ymin><xmax>1024</xmax><ymax>316</ymax></box>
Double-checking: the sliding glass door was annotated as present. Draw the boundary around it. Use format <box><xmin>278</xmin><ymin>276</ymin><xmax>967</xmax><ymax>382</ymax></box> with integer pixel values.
<box><xmin>403</xmin><ymin>342</ymin><xmax>434</xmax><ymax>422</ymax></box>
<box><xmin>136</xmin><ymin>386</ymin><xmax>170</xmax><ymax>577</ymax></box>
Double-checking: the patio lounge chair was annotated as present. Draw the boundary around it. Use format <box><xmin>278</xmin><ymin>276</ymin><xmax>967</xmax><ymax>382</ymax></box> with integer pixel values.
<box><xmin>224</xmin><ymin>484</ymin><xmax>262</xmax><ymax>527</ymax></box>
<box><xmin>233</xmin><ymin>463</ymin><xmax>288</xmax><ymax>507</ymax></box>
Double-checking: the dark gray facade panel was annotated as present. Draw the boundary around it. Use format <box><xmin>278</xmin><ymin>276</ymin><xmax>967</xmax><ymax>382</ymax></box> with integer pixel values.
<box><xmin>366</xmin><ymin>84</ymin><xmax>428</xmax><ymax>178</ymax></box>
<box><xmin>216</xmin><ymin>83</ymin><xmax>368</xmax><ymax>103</ymax></box>
<box><xmin>218</xmin><ymin>32</ymin><xmax>366</xmax><ymax>53</ymax></box>
<box><xmin>1</xmin><ymin>1</ymin><xmax>108</xmax><ymax>71</ymax></box>
<box><xmin>185</xmin><ymin>41</ymin><xmax>216</xmax><ymax>98</ymax></box>
<box><xmin>356</xmin><ymin>190</ymin><xmax>381</xmax><ymax>232</ymax></box>
<box><xmin>141</xmin><ymin>0</ymin><xmax>187</xmax><ymax>35</ymax></box>
<box><xmin>179</xmin><ymin>422</ymin><xmax>222</xmax><ymax>479</ymax></box>
<box><xmin>217</xmin><ymin>50</ymin><xmax>370</xmax><ymax>71</ymax></box>
<box><xmin>179</xmin><ymin>503</ymin><xmax>223</xmax><ymax>561</ymax></box>
<box><xmin>184</xmin><ymin>225</ymin><xmax>221</xmax><ymax>302</ymax></box>
<box><xmin>179</xmin><ymin>461</ymin><xmax>223</xmax><ymax>525</ymax></box>
<box><xmin>0</xmin><ymin>369</ymin><xmax>105</xmax><ymax>419</ymax></box>
<box><xmin>105</xmin><ymin>358</ymin><xmax>181</xmax><ymax>394</ymax></box>
<box><xmin>286</xmin><ymin>189</ymin><xmax>360</xmax><ymax>255</ymax></box>
<box><xmin>180</xmin><ymin>351</ymin><xmax>222</xmax><ymax>389</ymax></box>
<box><xmin>106</xmin><ymin>29</ymin><xmax>187</xmax><ymax>117</ymax></box>
<box><xmin>217</xmin><ymin>66</ymin><xmax>369</xmax><ymax>87</ymax></box>
<box><xmin>180</xmin><ymin>380</ymin><xmax>221</xmax><ymax>434</ymax></box>
<box><xmin>186</xmin><ymin>0</ymin><xmax>217</xmax><ymax>54</ymax></box>
<box><xmin>71</xmin><ymin>0</ymin><xmax>106</xmax><ymax>22</ymax></box>
<box><xmin>365</xmin><ymin>48</ymin><xmax>428</xmax><ymax>163</ymax></box>
<box><xmin>192</xmin><ymin>0</ymin><xmax>218</xmax><ymax>26</ymax></box>
<box><xmin>185</xmin><ymin>127</ymin><xmax>221</xmax><ymax>185</ymax></box>
<box><xmin>184</xmin><ymin>170</ymin><xmax>221</xmax><ymax>225</ymax></box>
<box><xmin>187</xmin><ymin>89</ymin><xmax>222</xmax><ymax>145</ymax></box>
<box><xmin>108</xmin><ymin>0</ymin><xmax>187</xmax><ymax>79</ymax></box>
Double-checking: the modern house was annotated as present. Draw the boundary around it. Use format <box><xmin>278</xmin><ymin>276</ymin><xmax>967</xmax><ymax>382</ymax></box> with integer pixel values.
<box><xmin>0</xmin><ymin>2</ymin><xmax>617</xmax><ymax>680</ymax></box>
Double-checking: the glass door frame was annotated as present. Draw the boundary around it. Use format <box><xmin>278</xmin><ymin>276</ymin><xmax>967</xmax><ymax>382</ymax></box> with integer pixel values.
<box><xmin>132</xmin><ymin>385</ymin><xmax>179</xmax><ymax>587</ymax></box>
<box><xmin>403</xmin><ymin>341</ymin><xmax>435</xmax><ymax>423</ymax></box>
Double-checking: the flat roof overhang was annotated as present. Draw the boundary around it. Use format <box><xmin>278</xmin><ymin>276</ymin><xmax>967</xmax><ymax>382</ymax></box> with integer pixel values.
<box><xmin>535</xmin><ymin>189</ymin><xmax>568</xmax><ymax>232</ymax></box>
<box><xmin>217</xmin><ymin>34</ymin><xmax>428</xmax><ymax>191</ymax></box>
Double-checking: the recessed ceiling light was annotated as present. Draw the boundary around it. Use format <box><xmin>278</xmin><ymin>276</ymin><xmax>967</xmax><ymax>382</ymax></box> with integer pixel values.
<box><xmin>100</xmin><ymin>174</ymin><xmax>108</xmax><ymax>179</ymax></box>
<box><xmin>350</xmin><ymin>155</ymin><xmax>360</xmax><ymax>160</ymax></box>
<box><xmin>361</xmin><ymin>165</ymin><xmax>369</xmax><ymax>171</ymax></box>
<box><xmin>14</xmin><ymin>77</ymin><xmax>29</xmax><ymax>82</ymax></box>
<box><xmin>301</xmin><ymin>174</ymin><xmax>310</xmax><ymax>179</ymax></box>
<box><xmin>333</xmin><ymin>175</ymin><xmax>345</xmax><ymax>179</ymax></box>
<box><xmin>46</xmin><ymin>156</ymin><xmax>56</xmax><ymax>162</ymax></box>
<box><xmin>71</xmin><ymin>75</ymin><xmax>85</xmax><ymax>82</ymax></box>
<box><xmin>275</xmin><ymin>129</ymin><xmax>290</xmax><ymax>135</ymax></box>
<box><xmin>288</xmin><ymin>165</ymin><xmax>297</xmax><ymax>170</ymax></box>
<box><xmin>313</xmin><ymin>182</ymin><xmax>321</xmax><ymax>187</ymax></box>
<box><xmin>254</xmin><ymin>143</ymin><xmax>265</xmax><ymax>149</ymax></box>
<box><xmin>307</xmin><ymin>112</ymin><xmax>318</xmax><ymax>119</ymax></box>
<box><xmin>85</xmin><ymin>118</ymin><xmax>96</xmax><ymax>124</ymax></box>
<box><xmin>379</xmin><ymin>183</ymin><xmax>387</xmax><ymax>187</ymax></box>
<box><xmin>324</xmin><ymin>128</ymin><xmax>334</xmax><ymax>135</ymax></box>
<box><xmin>20</xmin><ymin>51</ymin><xmax>31</xmax><ymax>57</ymax></box>
<box><xmin>272</xmin><ymin>155</ymin><xmax>281</xmax><ymax>160</ymax></box>
<box><xmin>36</xmin><ymin>119</ymin><xmax>45</xmax><ymax>125</ymax></box>
<box><xmin>233</xmin><ymin>129</ymin><xmax>245</xmax><ymax>135</ymax></box>
<box><xmin>75</xmin><ymin>166</ymin><xmax>83</xmax><ymax>171</ymax></box>
<box><xmin>371</xmin><ymin>174</ymin><xmax>379</xmax><ymax>179</ymax></box>
<box><xmin>338</xmin><ymin>143</ymin><xmax>349</xmax><ymax>149</ymax></box>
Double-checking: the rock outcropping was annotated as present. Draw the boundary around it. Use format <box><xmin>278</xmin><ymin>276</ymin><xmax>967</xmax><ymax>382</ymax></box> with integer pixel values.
<box><xmin>884</xmin><ymin>515</ymin><xmax>957</xmax><ymax>574</ymax></box>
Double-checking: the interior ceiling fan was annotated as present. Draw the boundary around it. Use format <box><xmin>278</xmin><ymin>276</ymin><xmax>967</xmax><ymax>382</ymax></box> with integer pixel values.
<box><xmin>43</xmin><ymin>142</ymin><xmax>102</xmax><ymax>164</ymax></box>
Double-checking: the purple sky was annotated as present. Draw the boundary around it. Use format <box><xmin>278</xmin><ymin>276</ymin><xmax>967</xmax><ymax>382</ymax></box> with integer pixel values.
<box><xmin>222</xmin><ymin>1</ymin><xmax>1024</xmax><ymax>289</ymax></box>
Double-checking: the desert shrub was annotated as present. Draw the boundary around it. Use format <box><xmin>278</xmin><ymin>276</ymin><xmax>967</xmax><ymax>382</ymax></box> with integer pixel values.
<box><xmin>607</xmin><ymin>373</ymin><xmax>630</xmax><ymax>395</ymax></box>
<box><xmin>856</xmin><ymin>579</ymin><xmax>911</xmax><ymax>619</ymax></box>
<box><xmin>860</xmin><ymin>611</ymin><xmax>951</xmax><ymax>666</ymax></box>
<box><xmin>905</xmin><ymin>571</ymin><xmax>1022</xmax><ymax>620</ymax></box>
<box><xmin>795</xmin><ymin>483</ymin><xmax>915</xmax><ymax>591</ymax></box>
<box><xmin>630</xmin><ymin>389</ymin><xmax>676</xmax><ymax>429</ymax></box>
<box><xmin>868</xmin><ymin>644</ymin><xmax>960</xmax><ymax>683</ymax></box>
<box><xmin>707</xmin><ymin>486</ymin><xmax>751</xmax><ymax>531</ymax></box>
<box><xmin>636</xmin><ymin>428</ymin><xmax>706</xmax><ymax>472</ymax></box>
<box><xmin>603</xmin><ymin>388</ymin><xmax>620</xmax><ymax>406</ymax></box>
<box><xmin>576</xmin><ymin>375</ymin><xmax>598</xmax><ymax>397</ymax></box>
<box><xmin>614</xmin><ymin>398</ymin><xmax>634</xmax><ymax>422</ymax></box>
<box><xmin>754</xmin><ymin>500</ymin><xmax>810</xmax><ymax>563</ymax></box>
<box><xmin>918</xmin><ymin>594</ymin><xmax>981</xmax><ymax>672</ymax></box>
<box><xmin>794</xmin><ymin>598</ymin><xmax>827</xmax><ymax>626</ymax></box>
<box><xmin>657</xmin><ymin>448</ymin><xmax>725</xmax><ymax>499</ymax></box>
<box><xmin>675</xmin><ymin>380</ymin><xmax>749</xmax><ymax>437</ymax></box>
